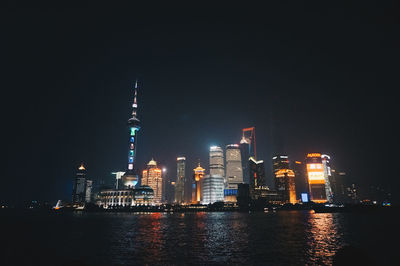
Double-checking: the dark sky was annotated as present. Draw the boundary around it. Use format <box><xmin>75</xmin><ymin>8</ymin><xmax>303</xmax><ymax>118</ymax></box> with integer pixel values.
<box><xmin>2</xmin><ymin>3</ymin><xmax>399</xmax><ymax>203</ymax></box>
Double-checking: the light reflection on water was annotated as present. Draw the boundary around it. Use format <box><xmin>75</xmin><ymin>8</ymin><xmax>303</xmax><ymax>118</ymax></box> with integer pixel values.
<box><xmin>104</xmin><ymin>211</ymin><xmax>345</xmax><ymax>265</ymax></box>
<box><xmin>2</xmin><ymin>210</ymin><xmax>396</xmax><ymax>265</ymax></box>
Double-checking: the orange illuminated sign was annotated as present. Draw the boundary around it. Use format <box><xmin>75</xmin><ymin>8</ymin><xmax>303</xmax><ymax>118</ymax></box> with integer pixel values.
<box><xmin>307</xmin><ymin>153</ymin><xmax>321</xmax><ymax>158</ymax></box>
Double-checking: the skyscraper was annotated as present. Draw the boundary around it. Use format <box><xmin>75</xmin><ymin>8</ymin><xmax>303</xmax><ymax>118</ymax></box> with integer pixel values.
<box><xmin>122</xmin><ymin>80</ymin><xmax>141</xmax><ymax>188</ymax></box>
<box><xmin>321</xmin><ymin>154</ymin><xmax>334</xmax><ymax>202</ymax></box>
<box><xmin>240</xmin><ymin>137</ymin><xmax>250</xmax><ymax>184</ymax></box>
<box><xmin>72</xmin><ymin>163</ymin><xmax>87</xmax><ymax>204</ymax></box>
<box><xmin>225</xmin><ymin>144</ymin><xmax>243</xmax><ymax>202</ymax></box>
<box><xmin>292</xmin><ymin>160</ymin><xmax>308</xmax><ymax>199</ymax></box>
<box><xmin>142</xmin><ymin>159</ymin><xmax>163</xmax><ymax>204</ymax></box>
<box><xmin>202</xmin><ymin>174</ymin><xmax>224</xmax><ymax>204</ymax></box>
<box><xmin>249</xmin><ymin>157</ymin><xmax>266</xmax><ymax>188</ymax></box>
<box><xmin>275</xmin><ymin>169</ymin><xmax>297</xmax><ymax>204</ymax></box>
<box><xmin>240</xmin><ymin>127</ymin><xmax>256</xmax><ymax>184</ymax></box>
<box><xmin>175</xmin><ymin>157</ymin><xmax>186</xmax><ymax>204</ymax></box>
<box><xmin>192</xmin><ymin>163</ymin><xmax>205</xmax><ymax>204</ymax></box>
<box><xmin>306</xmin><ymin>153</ymin><xmax>327</xmax><ymax>203</ymax></box>
<box><xmin>272</xmin><ymin>155</ymin><xmax>290</xmax><ymax>173</ymax></box>
<box><xmin>210</xmin><ymin>146</ymin><xmax>224</xmax><ymax>177</ymax></box>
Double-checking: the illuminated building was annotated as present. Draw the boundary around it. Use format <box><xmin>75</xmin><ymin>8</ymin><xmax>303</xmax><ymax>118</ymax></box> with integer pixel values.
<box><xmin>272</xmin><ymin>155</ymin><xmax>290</xmax><ymax>173</ymax></box>
<box><xmin>292</xmin><ymin>160</ymin><xmax>308</xmax><ymax>199</ymax></box>
<box><xmin>306</xmin><ymin>153</ymin><xmax>327</xmax><ymax>203</ymax></box>
<box><xmin>142</xmin><ymin>159</ymin><xmax>163</xmax><ymax>204</ymax></box>
<box><xmin>99</xmin><ymin>186</ymin><xmax>154</xmax><ymax>208</ymax></box>
<box><xmin>85</xmin><ymin>180</ymin><xmax>93</xmax><ymax>203</ymax></box>
<box><xmin>240</xmin><ymin>127</ymin><xmax>256</xmax><ymax>184</ymax></box>
<box><xmin>175</xmin><ymin>157</ymin><xmax>186</xmax><ymax>204</ymax></box>
<box><xmin>192</xmin><ymin>163</ymin><xmax>205</xmax><ymax>204</ymax></box>
<box><xmin>249</xmin><ymin>157</ymin><xmax>266</xmax><ymax>189</ymax></box>
<box><xmin>122</xmin><ymin>80</ymin><xmax>141</xmax><ymax>188</ymax></box>
<box><xmin>225</xmin><ymin>144</ymin><xmax>243</xmax><ymax>202</ymax></box>
<box><xmin>202</xmin><ymin>174</ymin><xmax>224</xmax><ymax>204</ymax></box>
<box><xmin>210</xmin><ymin>146</ymin><xmax>224</xmax><ymax>178</ymax></box>
<box><xmin>72</xmin><ymin>163</ymin><xmax>89</xmax><ymax>204</ymax></box>
<box><xmin>111</xmin><ymin>171</ymin><xmax>125</xmax><ymax>189</ymax></box>
<box><xmin>275</xmin><ymin>169</ymin><xmax>297</xmax><ymax>204</ymax></box>
<box><xmin>321</xmin><ymin>154</ymin><xmax>333</xmax><ymax>202</ymax></box>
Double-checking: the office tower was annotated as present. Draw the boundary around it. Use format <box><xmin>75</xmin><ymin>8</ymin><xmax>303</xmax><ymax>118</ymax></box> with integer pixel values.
<box><xmin>175</xmin><ymin>157</ymin><xmax>186</xmax><ymax>204</ymax></box>
<box><xmin>240</xmin><ymin>127</ymin><xmax>256</xmax><ymax>184</ymax></box>
<box><xmin>225</xmin><ymin>144</ymin><xmax>243</xmax><ymax>202</ymax></box>
<box><xmin>122</xmin><ymin>80</ymin><xmax>141</xmax><ymax>188</ymax></box>
<box><xmin>249</xmin><ymin>157</ymin><xmax>266</xmax><ymax>189</ymax></box>
<box><xmin>292</xmin><ymin>160</ymin><xmax>308</xmax><ymax>199</ymax></box>
<box><xmin>321</xmin><ymin>154</ymin><xmax>334</xmax><ymax>202</ymax></box>
<box><xmin>142</xmin><ymin>159</ymin><xmax>163</xmax><ymax>204</ymax></box>
<box><xmin>85</xmin><ymin>180</ymin><xmax>93</xmax><ymax>203</ymax></box>
<box><xmin>192</xmin><ymin>163</ymin><xmax>205</xmax><ymax>204</ymax></box>
<box><xmin>72</xmin><ymin>163</ymin><xmax>87</xmax><ymax>204</ymax></box>
<box><xmin>112</xmin><ymin>171</ymin><xmax>126</xmax><ymax>189</ymax></box>
<box><xmin>202</xmin><ymin>174</ymin><xmax>224</xmax><ymax>204</ymax></box>
<box><xmin>275</xmin><ymin>169</ymin><xmax>297</xmax><ymax>204</ymax></box>
<box><xmin>272</xmin><ymin>155</ymin><xmax>290</xmax><ymax>173</ymax></box>
<box><xmin>306</xmin><ymin>153</ymin><xmax>327</xmax><ymax>203</ymax></box>
<box><xmin>210</xmin><ymin>146</ymin><xmax>224</xmax><ymax>178</ymax></box>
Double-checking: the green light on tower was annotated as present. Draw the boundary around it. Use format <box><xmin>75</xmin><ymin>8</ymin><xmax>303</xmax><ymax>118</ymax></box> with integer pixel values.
<box><xmin>130</xmin><ymin>128</ymin><xmax>136</xmax><ymax>136</ymax></box>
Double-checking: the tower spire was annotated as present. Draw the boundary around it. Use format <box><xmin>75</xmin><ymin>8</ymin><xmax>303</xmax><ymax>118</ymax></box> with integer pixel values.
<box><xmin>132</xmin><ymin>80</ymin><xmax>138</xmax><ymax>117</ymax></box>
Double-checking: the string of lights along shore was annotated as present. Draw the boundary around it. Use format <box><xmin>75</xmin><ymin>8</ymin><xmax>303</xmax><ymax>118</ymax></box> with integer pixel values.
<box><xmin>71</xmin><ymin>81</ymin><xmax>359</xmax><ymax>209</ymax></box>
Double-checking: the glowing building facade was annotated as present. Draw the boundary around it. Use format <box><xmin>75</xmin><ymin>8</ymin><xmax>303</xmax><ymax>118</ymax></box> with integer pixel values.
<box><xmin>272</xmin><ymin>155</ymin><xmax>290</xmax><ymax>173</ymax></box>
<box><xmin>306</xmin><ymin>153</ymin><xmax>327</xmax><ymax>203</ymax></box>
<box><xmin>175</xmin><ymin>157</ymin><xmax>186</xmax><ymax>204</ymax></box>
<box><xmin>210</xmin><ymin>146</ymin><xmax>224</xmax><ymax>178</ymax></box>
<box><xmin>249</xmin><ymin>157</ymin><xmax>266</xmax><ymax>189</ymax></box>
<box><xmin>72</xmin><ymin>163</ymin><xmax>90</xmax><ymax>204</ymax></box>
<box><xmin>275</xmin><ymin>169</ymin><xmax>297</xmax><ymax>204</ymax></box>
<box><xmin>122</xmin><ymin>81</ymin><xmax>141</xmax><ymax>188</ymax></box>
<box><xmin>225</xmin><ymin>144</ymin><xmax>243</xmax><ymax>202</ymax></box>
<box><xmin>202</xmin><ymin>174</ymin><xmax>224</xmax><ymax>204</ymax></box>
<box><xmin>142</xmin><ymin>159</ymin><xmax>163</xmax><ymax>204</ymax></box>
<box><xmin>321</xmin><ymin>154</ymin><xmax>333</xmax><ymax>202</ymax></box>
<box><xmin>192</xmin><ymin>163</ymin><xmax>205</xmax><ymax>204</ymax></box>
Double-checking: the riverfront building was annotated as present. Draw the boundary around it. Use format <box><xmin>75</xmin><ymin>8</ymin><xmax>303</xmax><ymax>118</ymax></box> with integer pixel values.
<box><xmin>175</xmin><ymin>157</ymin><xmax>186</xmax><ymax>204</ymax></box>
<box><xmin>142</xmin><ymin>159</ymin><xmax>163</xmax><ymax>204</ymax></box>
<box><xmin>225</xmin><ymin>144</ymin><xmax>243</xmax><ymax>202</ymax></box>
<box><xmin>202</xmin><ymin>174</ymin><xmax>224</xmax><ymax>204</ymax></box>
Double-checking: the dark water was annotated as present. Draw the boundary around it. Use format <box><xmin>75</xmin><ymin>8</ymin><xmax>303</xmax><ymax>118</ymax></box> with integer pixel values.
<box><xmin>0</xmin><ymin>210</ymin><xmax>398</xmax><ymax>265</ymax></box>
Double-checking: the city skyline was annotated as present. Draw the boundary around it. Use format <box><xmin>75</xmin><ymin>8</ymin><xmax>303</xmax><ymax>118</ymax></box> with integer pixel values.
<box><xmin>2</xmin><ymin>5</ymin><xmax>398</xmax><ymax>203</ymax></box>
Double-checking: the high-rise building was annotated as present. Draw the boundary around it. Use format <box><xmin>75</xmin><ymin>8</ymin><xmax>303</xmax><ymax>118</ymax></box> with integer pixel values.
<box><xmin>122</xmin><ymin>80</ymin><xmax>141</xmax><ymax>188</ymax></box>
<box><xmin>292</xmin><ymin>160</ymin><xmax>308</xmax><ymax>199</ymax></box>
<box><xmin>225</xmin><ymin>144</ymin><xmax>243</xmax><ymax>202</ymax></box>
<box><xmin>202</xmin><ymin>174</ymin><xmax>224</xmax><ymax>204</ymax></box>
<box><xmin>192</xmin><ymin>163</ymin><xmax>205</xmax><ymax>204</ymax></box>
<box><xmin>249</xmin><ymin>157</ymin><xmax>266</xmax><ymax>189</ymax></box>
<box><xmin>275</xmin><ymin>169</ymin><xmax>297</xmax><ymax>204</ymax></box>
<box><xmin>306</xmin><ymin>153</ymin><xmax>327</xmax><ymax>203</ymax></box>
<box><xmin>272</xmin><ymin>155</ymin><xmax>290</xmax><ymax>173</ymax></box>
<box><xmin>85</xmin><ymin>180</ymin><xmax>93</xmax><ymax>203</ymax></box>
<box><xmin>112</xmin><ymin>171</ymin><xmax>126</xmax><ymax>189</ymax></box>
<box><xmin>175</xmin><ymin>157</ymin><xmax>186</xmax><ymax>204</ymax></box>
<box><xmin>72</xmin><ymin>163</ymin><xmax>88</xmax><ymax>204</ymax></box>
<box><xmin>321</xmin><ymin>154</ymin><xmax>334</xmax><ymax>202</ymax></box>
<box><xmin>240</xmin><ymin>137</ymin><xmax>250</xmax><ymax>184</ymax></box>
<box><xmin>240</xmin><ymin>127</ymin><xmax>256</xmax><ymax>184</ymax></box>
<box><xmin>142</xmin><ymin>159</ymin><xmax>163</xmax><ymax>204</ymax></box>
<box><xmin>210</xmin><ymin>146</ymin><xmax>224</xmax><ymax>178</ymax></box>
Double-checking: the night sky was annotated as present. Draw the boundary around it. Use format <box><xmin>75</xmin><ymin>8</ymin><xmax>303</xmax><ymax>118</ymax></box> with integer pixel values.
<box><xmin>2</xmin><ymin>3</ymin><xmax>399</xmax><ymax>203</ymax></box>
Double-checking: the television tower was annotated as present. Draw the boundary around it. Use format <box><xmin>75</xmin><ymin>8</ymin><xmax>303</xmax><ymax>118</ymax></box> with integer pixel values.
<box><xmin>122</xmin><ymin>80</ymin><xmax>141</xmax><ymax>188</ymax></box>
